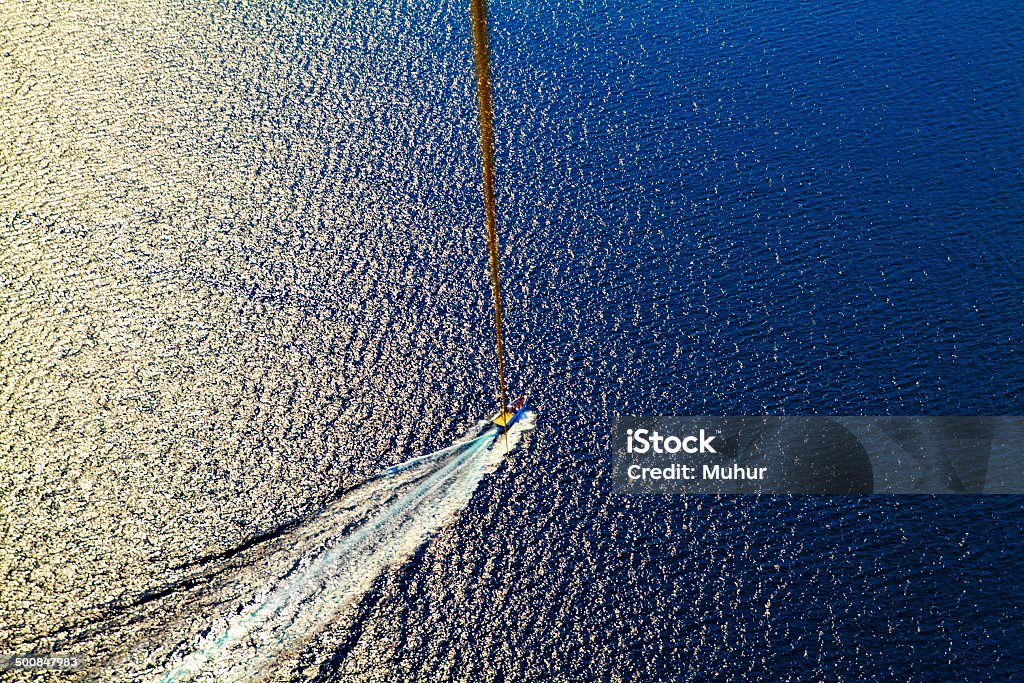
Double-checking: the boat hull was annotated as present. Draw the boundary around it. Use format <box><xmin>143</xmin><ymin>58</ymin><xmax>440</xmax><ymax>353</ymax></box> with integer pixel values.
<box><xmin>490</xmin><ymin>394</ymin><xmax>527</xmax><ymax>434</ymax></box>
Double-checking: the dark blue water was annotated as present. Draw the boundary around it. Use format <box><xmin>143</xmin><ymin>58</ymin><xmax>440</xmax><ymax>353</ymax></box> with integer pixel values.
<box><xmin>494</xmin><ymin>0</ymin><xmax>1022</xmax><ymax>416</ymax></box>
<box><xmin>344</xmin><ymin>1</ymin><xmax>1024</xmax><ymax>679</ymax></box>
<box><xmin>2</xmin><ymin>0</ymin><xmax>1022</xmax><ymax>679</ymax></box>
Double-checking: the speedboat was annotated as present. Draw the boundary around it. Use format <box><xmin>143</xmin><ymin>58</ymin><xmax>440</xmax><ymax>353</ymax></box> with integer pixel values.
<box><xmin>490</xmin><ymin>394</ymin><xmax>527</xmax><ymax>434</ymax></box>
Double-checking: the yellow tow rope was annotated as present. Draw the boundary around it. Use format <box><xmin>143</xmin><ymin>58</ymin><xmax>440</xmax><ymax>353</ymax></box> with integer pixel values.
<box><xmin>469</xmin><ymin>0</ymin><xmax>509</xmax><ymax>416</ymax></box>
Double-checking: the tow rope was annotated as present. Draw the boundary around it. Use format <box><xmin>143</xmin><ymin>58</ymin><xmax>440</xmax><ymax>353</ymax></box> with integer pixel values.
<box><xmin>469</xmin><ymin>0</ymin><xmax>509</xmax><ymax>415</ymax></box>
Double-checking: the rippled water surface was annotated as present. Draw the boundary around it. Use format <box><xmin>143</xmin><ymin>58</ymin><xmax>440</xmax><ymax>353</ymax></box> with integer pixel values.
<box><xmin>2</xmin><ymin>0</ymin><xmax>1022</xmax><ymax>680</ymax></box>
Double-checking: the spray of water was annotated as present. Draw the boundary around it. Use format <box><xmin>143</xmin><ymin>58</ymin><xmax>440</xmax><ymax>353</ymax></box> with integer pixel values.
<box><xmin>151</xmin><ymin>412</ymin><xmax>534</xmax><ymax>682</ymax></box>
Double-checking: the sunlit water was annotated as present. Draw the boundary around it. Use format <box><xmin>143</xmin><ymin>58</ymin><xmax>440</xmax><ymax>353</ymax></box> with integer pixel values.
<box><xmin>1</xmin><ymin>0</ymin><xmax>1022</xmax><ymax>680</ymax></box>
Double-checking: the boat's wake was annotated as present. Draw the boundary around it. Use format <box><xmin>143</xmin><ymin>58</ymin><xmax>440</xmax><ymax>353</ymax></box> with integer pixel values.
<box><xmin>125</xmin><ymin>413</ymin><xmax>535</xmax><ymax>682</ymax></box>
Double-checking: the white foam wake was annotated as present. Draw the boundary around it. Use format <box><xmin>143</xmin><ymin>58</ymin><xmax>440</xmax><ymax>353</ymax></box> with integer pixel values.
<box><xmin>153</xmin><ymin>412</ymin><xmax>534</xmax><ymax>682</ymax></box>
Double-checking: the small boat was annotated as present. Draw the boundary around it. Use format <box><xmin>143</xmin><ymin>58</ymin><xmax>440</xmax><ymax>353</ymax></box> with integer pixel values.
<box><xmin>490</xmin><ymin>394</ymin><xmax>527</xmax><ymax>433</ymax></box>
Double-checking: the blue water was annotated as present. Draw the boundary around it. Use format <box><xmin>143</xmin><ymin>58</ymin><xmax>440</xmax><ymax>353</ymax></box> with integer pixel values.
<box><xmin>1</xmin><ymin>0</ymin><xmax>1022</xmax><ymax>679</ymax></box>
